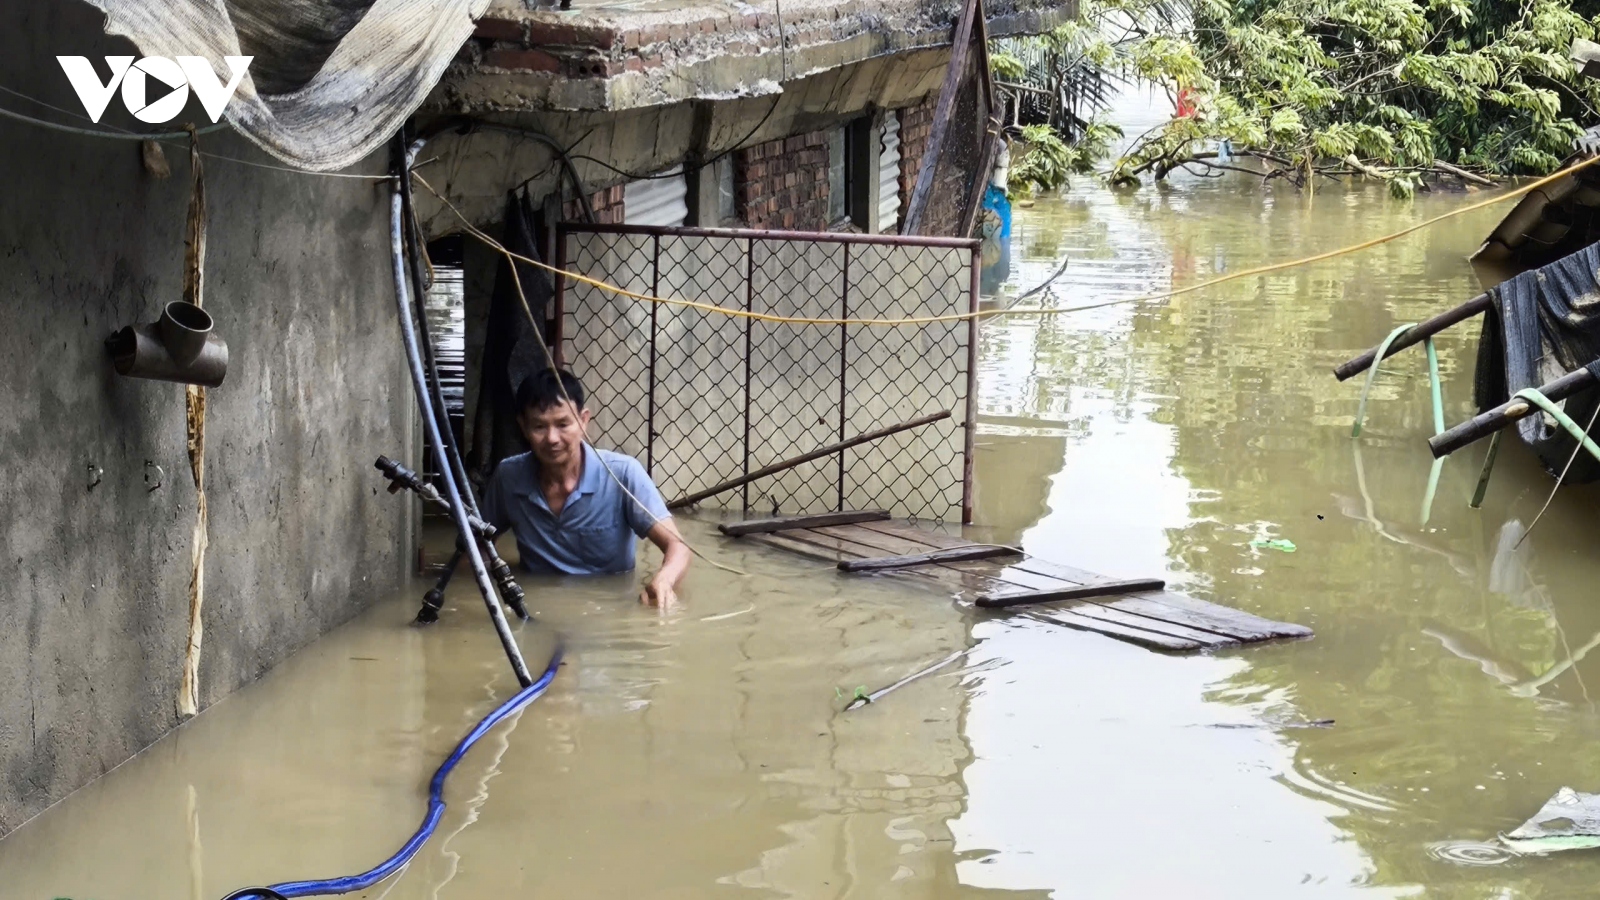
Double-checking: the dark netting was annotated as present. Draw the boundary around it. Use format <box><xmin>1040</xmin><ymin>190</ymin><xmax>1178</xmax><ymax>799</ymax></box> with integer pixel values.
<box><xmin>557</xmin><ymin>226</ymin><xmax>976</xmax><ymax>523</ymax></box>
<box><xmin>1474</xmin><ymin>241</ymin><xmax>1600</xmax><ymax>480</ymax></box>
<box><xmin>468</xmin><ymin>189</ymin><xmax>551</xmax><ymax>483</ymax></box>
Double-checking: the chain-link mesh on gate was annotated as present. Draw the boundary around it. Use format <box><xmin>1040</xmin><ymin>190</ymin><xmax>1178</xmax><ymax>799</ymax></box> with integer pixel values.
<box><xmin>555</xmin><ymin>224</ymin><xmax>979</xmax><ymax>524</ymax></box>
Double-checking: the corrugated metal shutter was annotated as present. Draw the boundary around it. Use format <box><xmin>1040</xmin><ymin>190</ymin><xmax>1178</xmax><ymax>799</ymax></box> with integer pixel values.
<box><xmin>624</xmin><ymin>166</ymin><xmax>688</xmax><ymax>227</ymax></box>
<box><xmin>877</xmin><ymin>115</ymin><xmax>902</xmax><ymax>232</ymax></box>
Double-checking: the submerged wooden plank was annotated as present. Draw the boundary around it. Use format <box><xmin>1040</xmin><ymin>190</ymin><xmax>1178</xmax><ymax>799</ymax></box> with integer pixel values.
<box><xmin>744</xmin><ymin>518</ymin><xmax>1296</xmax><ymax>650</ymax></box>
<box><xmin>721</xmin><ymin>509</ymin><xmax>891</xmax><ymax>537</ymax></box>
<box><xmin>1018</xmin><ymin>609</ymin><xmax>1204</xmax><ymax>652</ymax></box>
<box><xmin>953</xmin><ymin>560</ymin><xmax>1064</xmax><ymax>591</ymax></box>
<box><xmin>1113</xmin><ymin>593</ymin><xmax>1314</xmax><ymax>640</ymax></box>
<box><xmin>976</xmin><ymin>579</ymin><xmax>1169</xmax><ymax>608</ymax></box>
<box><xmin>784</xmin><ymin>527</ymin><xmax>1007</xmax><ymax>598</ymax></box>
<box><xmin>1038</xmin><ymin>606</ymin><xmax>1237</xmax><ymax>649</ymax></box>
<box><xmin>813</xmin><ymin>526</ymin><xmax>1057</xmax><ymax>599</ymax></box>
<box><xmin>807</xmin><ymin>525</ymin><xmax>1233</xmax><ymax>648</ymax></box>
<box><xmin>745</xmin><ymin>532</ymin><xmax>855</xmax><ymax>563</ymax></box>
<box><xmin>1001</xmin><ymin>557</ymin><xmax>1308</xmax><ymax>640</ymax></box>
<box><xmin>813</xmin><ymin>522</ymin><xmax>970</xmax><ymax>551</ymax></box>
<box><xmin>854</xmin><ymin>519</ymin><xmax>972</xmax><ymax>550</ymax></box>
<box><xmin>786</xmin><ymin>526</ymin><xmax>912</xmax><ymax>559</ymax></box>
<box><xmin>839</xmin><ymin>545</ymin><xmax>1020</xmax><ymax>572</ymax></box>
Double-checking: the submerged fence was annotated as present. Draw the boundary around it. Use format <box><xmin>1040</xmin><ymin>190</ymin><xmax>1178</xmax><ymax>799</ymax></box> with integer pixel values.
<box><xmin>554</xmin><ymin>224</ymin><xmax>979</xmax><ymax>524</ymax></box>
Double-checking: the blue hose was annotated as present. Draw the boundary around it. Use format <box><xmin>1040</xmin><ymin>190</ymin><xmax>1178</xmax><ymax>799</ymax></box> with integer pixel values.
<box><xmin>222</xmin><ymin>649</ymin><xmax>563</xmax><ymax>899</ymax></box>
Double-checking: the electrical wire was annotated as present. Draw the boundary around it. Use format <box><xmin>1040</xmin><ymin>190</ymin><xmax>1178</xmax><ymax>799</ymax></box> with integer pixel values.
<box><xmin>0</xmin><ymin>82</ymin><xmax>135</xmax><ymax>128</ymax></box>
<box><xmin>418</xmin><ymin>155</ymin><xmax>1600</xmax><ymax>329</ymax></box>
<box><xmin>0</xmin><ymin>83</ymin><xmax>388</xmax><ymax>179</ymax></box>
<box><xmin>390</xmin><ymin>143</ymin><xmax>534</xmax><ymax>684</ymax></box>
<box><xmin>218</xmin><ymin>649</ymin><xmax>563</xmax><ymax>900</ymax></box>
<box><xmin>0</xmin><ymin>100</ymin><xmax>231</xmax><ymax>141</ymax></box>
<box><xmin>560</xmin><ymin>93</ymin><xmax>784</xmax><ymax>182</ymax></box>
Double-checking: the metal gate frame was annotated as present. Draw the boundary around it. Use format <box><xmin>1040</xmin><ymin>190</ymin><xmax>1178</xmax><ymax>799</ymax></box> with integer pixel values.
<box><xmin>554</xmin><ymin>223</ymin><xmax>981</xmax><ymax>524</ymax></box>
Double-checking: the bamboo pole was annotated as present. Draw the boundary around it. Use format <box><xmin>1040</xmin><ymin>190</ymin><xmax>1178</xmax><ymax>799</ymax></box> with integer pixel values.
<box><xmin>1429</xmin><ymin>367</ymin><xmax>1598</xmax><ymax>458</ymax></box>
<box><xmin>1334</xmin><ymin>293</ymin><xmax>1492</xmax><ymax>382</ymax></box>
<box><xmin>667</xmin><ymin>410</ymin><xmax>951</xmax><ymax>510</ymax></box>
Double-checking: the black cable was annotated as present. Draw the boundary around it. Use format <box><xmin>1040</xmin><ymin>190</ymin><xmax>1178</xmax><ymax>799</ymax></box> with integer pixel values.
<box><xmin>389</xmin><ymin>136</ymin><xmax>534</xmax><ymax>684</ymax></box>
<box><xmin>398</xmin><ymin>139</ymin><xmax>530</xmax><ymax>621</ymax></box>
<box><xmin>443</xmin><ymin>120</ymin><xmax>597</xmax><ymax>223</ymax></box>
<box><xmin>561</xmin><ymin>93</ymin><xmax>784</xmax><ymax>182</ymax></box>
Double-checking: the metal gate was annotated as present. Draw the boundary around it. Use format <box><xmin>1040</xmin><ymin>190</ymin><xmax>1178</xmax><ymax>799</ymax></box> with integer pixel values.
<box><xmin>554</xmin><ymin>224</ymin><xmax>979</xmax><ymax>524</ymax></box>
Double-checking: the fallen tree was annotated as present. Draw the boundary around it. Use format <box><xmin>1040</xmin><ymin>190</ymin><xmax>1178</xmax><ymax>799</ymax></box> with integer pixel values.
<box><xmin>997</xmin><ymin>0</ymin><xmax>1600</xmax><ymax>197</ymax></box>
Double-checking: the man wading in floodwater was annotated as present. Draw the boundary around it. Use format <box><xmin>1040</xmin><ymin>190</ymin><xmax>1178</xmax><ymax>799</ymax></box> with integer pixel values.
<box><xmin>483</xmin><ymin>368</ymin><xmax>690</xmax><ymax>605</ymax></box>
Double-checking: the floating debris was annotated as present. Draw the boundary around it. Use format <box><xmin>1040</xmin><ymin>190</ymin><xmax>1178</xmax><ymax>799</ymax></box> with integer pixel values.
<box><xmin>1503</xmin><ymin>787</ymin><xmax>1600</xmax><ymax>854</ymax></box>
<box><xmin>1250</xmin><ymin>538</ymin><xmax>1297</xmax><ymax>553</ymax></box>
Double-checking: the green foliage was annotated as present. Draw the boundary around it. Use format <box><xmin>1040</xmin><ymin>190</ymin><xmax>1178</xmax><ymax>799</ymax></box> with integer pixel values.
<box><xmin>990</xmin><ymin>51</ymin><xmax>1028</xmax><ymax>81</ymax></box>
<box><xmin>1009</xmin><ymin>121</ymin><xmax>1124</xmax><ymax>196</ymax></box>
<box><xmin>1015</xmin><ymin>0</ymin><xmax>1600</xmax><ymax>188</ymax></box>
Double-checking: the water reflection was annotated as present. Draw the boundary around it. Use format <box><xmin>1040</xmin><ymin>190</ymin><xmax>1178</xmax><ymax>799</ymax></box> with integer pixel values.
<box><xmin>10</xmin><ymin>100</ymin><xmax>1600</xmax><ymax>900</ymax></box>
<box><xmin>964</xmin><ymin>120</ymin><xmax>1600</xmax><ymax>895</ymax></box>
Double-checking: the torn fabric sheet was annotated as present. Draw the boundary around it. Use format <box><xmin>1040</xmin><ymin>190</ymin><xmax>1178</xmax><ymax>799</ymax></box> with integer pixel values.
<box><xmin>81</xmin><ymin>0</ymin><xmax>489</xmax><ymax>170</ymax></box>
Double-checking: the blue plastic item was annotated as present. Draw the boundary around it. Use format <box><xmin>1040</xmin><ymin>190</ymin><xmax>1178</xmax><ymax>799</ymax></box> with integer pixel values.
<box><xmin>979</xmin><ymin>184</ymin><xmax>1012</xmax><ymax>295</ymax></box>
<box><xmin>223</xmin><ymin>648</ymin><xmax>563</xmax><ymax>899</ymax></box>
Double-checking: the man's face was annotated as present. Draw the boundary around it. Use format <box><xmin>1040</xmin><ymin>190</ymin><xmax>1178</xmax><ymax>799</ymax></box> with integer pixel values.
<box><xmin>519</xmin><ymin>401</ymin><xmax>591</xmax><ymax>469</ymax></box>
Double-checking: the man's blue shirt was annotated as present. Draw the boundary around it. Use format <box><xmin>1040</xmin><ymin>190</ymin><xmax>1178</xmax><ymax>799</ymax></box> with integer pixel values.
<box><xmin>481</xmin><ymin>445</ymin><xmax>671</xmax><ymax>575</ymax></box>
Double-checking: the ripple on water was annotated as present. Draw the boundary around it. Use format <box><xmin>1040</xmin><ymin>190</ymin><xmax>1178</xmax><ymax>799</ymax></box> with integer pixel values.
<box><xmin>1425</xmin><ymin>840</ymin><xmax>1517</xmax><ymax>866</ymax></box>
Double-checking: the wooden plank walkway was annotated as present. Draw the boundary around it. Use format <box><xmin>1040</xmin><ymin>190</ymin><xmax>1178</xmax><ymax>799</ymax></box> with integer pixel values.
<box><xmin>728</xmin><ymin>515</ymin><xmax>1311</xmax><ymax>653</ymax></box>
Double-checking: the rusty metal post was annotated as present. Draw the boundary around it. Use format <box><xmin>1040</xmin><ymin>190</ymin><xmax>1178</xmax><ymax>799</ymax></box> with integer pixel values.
<box><xmin>838</xmin><ymin>244</ymin><xmax>849</xmax><ymax>512</ymax></box>
<box><xmin>552</xmin><ymin>224</ymin><xmax>568</xmax><ymax>369</ymax></box>
<box><xmin>962</xmin><ymin>247</ymin><xmax>980</xmax><ymax>525</ymax></box>
<box><xmin>743</xmin><ymin>237</ymin><xmax>755</xmax><ymax>513</ymax></box>
<box><xmin>647</xmin><ymin>233</ymin><xmax>660</xmax><ymax>474</ymax></box>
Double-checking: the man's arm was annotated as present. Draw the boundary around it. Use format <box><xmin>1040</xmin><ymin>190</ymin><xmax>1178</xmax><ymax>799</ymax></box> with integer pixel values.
<box><xmin>642</xmin><ymin>517</ymin><xmax>691</xmax><ymax>607</ymax></box>
<box><xmin>617</xmin><ymin>454</ymin><xmax>688</xmax><ymax>606</ymax></box>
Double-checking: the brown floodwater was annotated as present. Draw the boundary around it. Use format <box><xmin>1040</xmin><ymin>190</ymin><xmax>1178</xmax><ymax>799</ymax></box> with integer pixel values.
<box><xmin>9</xmin><ymin>130</ymin><xmax>1600</xmax><ymax>899</ymax></box>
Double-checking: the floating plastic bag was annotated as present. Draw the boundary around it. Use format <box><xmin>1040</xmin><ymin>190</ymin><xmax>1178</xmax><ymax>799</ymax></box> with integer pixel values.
<box><xmin>1249</xmin><ymin>538</ymin><xmax>1297</xmax><ymax>553</ymax></box>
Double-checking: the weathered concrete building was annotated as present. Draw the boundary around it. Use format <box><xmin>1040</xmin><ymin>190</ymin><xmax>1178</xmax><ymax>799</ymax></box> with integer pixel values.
<box><xmin>414</xmin><ymin>0</ymin><xmax>1070</xmax><ymax>236</ymax></box>
<box><xmin>0</xmin><ymin>0</ymin><xmax>1069</xmax><ymax>838</ymax></box>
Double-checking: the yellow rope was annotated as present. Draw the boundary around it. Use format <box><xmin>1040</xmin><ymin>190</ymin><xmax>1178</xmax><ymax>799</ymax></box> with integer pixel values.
<box><xmin>416</xmin><ymin>156</ymin><xmax>1599</xmax><ymax>328</ymax></box>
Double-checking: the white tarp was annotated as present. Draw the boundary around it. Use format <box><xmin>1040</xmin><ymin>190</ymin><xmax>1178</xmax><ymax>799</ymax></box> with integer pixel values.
<box><xmin>84</xmin><ymin>0</ymin><xmax>489</xmax><ymax>170</ymax></box>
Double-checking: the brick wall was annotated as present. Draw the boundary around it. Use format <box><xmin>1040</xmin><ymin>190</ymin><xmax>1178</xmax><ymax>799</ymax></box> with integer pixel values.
<box><xmin>895</xmin><ymin>98</ymin><xmax>935</xmax><ymax>232</ymax></box>
<box><xmin>733</xmin><ymin>130</ymin><xmax>831</xmax><ymax>231</ymax></box>
<box><xmin>564</xmin><ymin>184</ymin><xmax>625</xmax><ymax>224</ymax></box>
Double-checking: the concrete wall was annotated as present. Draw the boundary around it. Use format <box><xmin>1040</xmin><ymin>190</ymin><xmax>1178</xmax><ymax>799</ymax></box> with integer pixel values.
<box><xmin>413</xmin><ymin>48</ymin><xmax>954</xmax><ymax>238</ymax></box>
<box><xmin>0</xmin><ymin>0</ymin><xmax>414</xmax><ymax>836</ymax></box>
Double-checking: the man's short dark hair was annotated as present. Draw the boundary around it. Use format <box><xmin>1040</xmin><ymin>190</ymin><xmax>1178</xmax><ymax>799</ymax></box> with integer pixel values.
<box><xmin>516</xmin><ymin>368</ymin><xmax>586</xmax><ymax>416</ymax></box>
